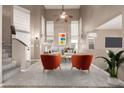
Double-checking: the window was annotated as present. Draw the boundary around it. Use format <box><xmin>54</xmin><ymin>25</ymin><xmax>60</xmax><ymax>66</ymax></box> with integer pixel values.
<box><xmin>13</xmin><ymin>6</ymin><xmax>31</xmax><ymax>61</ymax></box>
<box><xmin>87</xmin><ymin>33</ymin><xmax>97</xmax><ymax>50</ymax></box>
<box><xmin>71</xmin><ymin>21</ymin><xmax>79</xmax><ymax>50</ymax></box>
<box><xmin>46</xmin><ymin>21</ymin><xmax>54</xmax><ymax>42</ymax></box>
<box><xmin>13</xmin><ymin>6</ymin><xmax>30</xmax><ymax>32</ymax></box>
<box><xmin>88</xmin><ymin>38</ymin><xmax>95</xmax><ymax>49</ymax></box>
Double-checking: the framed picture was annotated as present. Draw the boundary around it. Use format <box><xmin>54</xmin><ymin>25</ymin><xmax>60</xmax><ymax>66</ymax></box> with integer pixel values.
<box><xmin>58</xmin><ymin>33</ymin><xmax>66</xmax><ymax>45</ymax></box>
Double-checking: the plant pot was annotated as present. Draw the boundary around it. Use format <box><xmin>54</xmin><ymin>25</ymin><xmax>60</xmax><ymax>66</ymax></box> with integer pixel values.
<box><xmin>108</xmin><ymin>77</ymin><xmax>121</xmax><ymax>86</ymax></box>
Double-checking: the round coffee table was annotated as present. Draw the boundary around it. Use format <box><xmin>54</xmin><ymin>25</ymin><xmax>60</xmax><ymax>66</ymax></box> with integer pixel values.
<box><xmin>62</xmin><ymin>55</ymin><xmax>72</xmax><ymax>62</ymax></box>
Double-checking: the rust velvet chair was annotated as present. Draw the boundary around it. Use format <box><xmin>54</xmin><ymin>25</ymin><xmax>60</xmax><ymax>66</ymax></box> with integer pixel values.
<box><xmin>40</xmin><ymin>54</ymin><xmax>61</xmax><ymax>72</ymax></box>
<box><xmin>71</xmin><ymin>55</ymin><xmax>93</xmax><ymax>72</ymax></box>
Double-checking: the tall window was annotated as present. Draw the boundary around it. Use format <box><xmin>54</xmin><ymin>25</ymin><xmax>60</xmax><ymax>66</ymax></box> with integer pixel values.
<box><xmin>46</xmin><ymin>21</ymin><xmax>54</xmax><ymax>42</ymax></box>
<box><xmin>71</xmin><ymin>21</ymin><xmax>79</xmax><ymax>50</ymax></box>
<box><xmin>13</xmin><ymin>6</ymin><xmax>31</xmax><ymax>46</ymax></box>
<box><xmin>87</xmin><ymin>33</ymin><xmax>97</xmax><ymax>50</ymax></box>
<box><xmin>13</xmin><ymin>6</ymin><xmax>31</xmax><ymax>61</ymax></box>
<box><xmin>88</xmin><ymin>38</ymin><xmax>95</xmax><ymax>49</ymax></box>
<box><xmin>13</xmin><ymin>6</ymin><xmax>30</xmax><ymax>32</ymax></box>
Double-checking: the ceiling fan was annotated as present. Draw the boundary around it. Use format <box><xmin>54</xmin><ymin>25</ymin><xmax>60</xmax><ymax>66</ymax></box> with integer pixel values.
<box><xmin>55</xmin><ymin>5</ymin><xmax>73</xmax><ymax>22</ymax></box>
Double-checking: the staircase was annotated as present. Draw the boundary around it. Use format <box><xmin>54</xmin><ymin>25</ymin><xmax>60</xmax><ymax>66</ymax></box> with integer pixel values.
<box><xmin>2</xmin><ymin>42</ymin><xmax>20</xmax><ymax>82</ymax></box>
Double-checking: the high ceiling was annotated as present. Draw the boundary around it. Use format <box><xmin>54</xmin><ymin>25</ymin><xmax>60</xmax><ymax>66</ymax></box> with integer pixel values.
<box><xmin>44</xmin><ymin>5</ymin><xmax>80</xmax><ymax>9</ymax></box>
<box><xmin>96</xmin><ymin>14</ymin><xmax>122</xmax><ymax>30</ymax></box>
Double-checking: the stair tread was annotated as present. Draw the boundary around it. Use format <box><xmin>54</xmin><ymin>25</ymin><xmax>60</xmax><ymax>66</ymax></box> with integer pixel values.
<box><xmin>2</xmin><ymin>62</ymin><xmax>11</xmax><ymax>65</ymax></box>
<box><xmin>2</xmin><ymin>62</ymin><xmax>17</xmax><ymax>72</ymax></box>
<box><xmin>2</xmin><ymin>58</ymin><xmax>12</xmax><ymax>62</ymax></box>
<box><xmin>3</xmin><ymin>67</ymin><xmax>20</xmax><ymax>81</ymax></box>
<box><xmin>2</xmin><ymin>42</ymin><xmax>18</xmax><ymax>82</ymax></box>
<box><xmin>3</xmin><ymin>65</ymin><xmax>20</xmax><ymax>76</ymax></box>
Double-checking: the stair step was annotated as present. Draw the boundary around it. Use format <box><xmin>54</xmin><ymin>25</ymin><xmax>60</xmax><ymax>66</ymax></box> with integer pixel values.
<box><xmin>2</xmin><ymin>45</ymin><xmax>11</xmax><ymax>48</ymax></box>
<box><xmin>2</xmin><ymin>48</ymin><xmax>11</xmax><ymax>51</ymax></box>
<box><xmin>2</xmin><ymin>53</ymin><xmax>8</xmax><ymax>58</ymax></box>
<box><xmin>3</xmin><ymin>67</ymin><xmax>20</xmax><ymax>82</ymax></box>
<box><xmin>2</xmin><ymin>62</ymin><xmax>11</xmax><ymax>65</ymax></box>
<box><xmin>2</xmin><ymin>49</ymin><xmax>11</xmax><ymax>53</ymax></box>
<box><xmin>2</xmin><ymin>42</ymin><xmax>18</xmax><ymax>82</ymax></box>
<box><xmin>2</xmin><ymin>49</ymin><xmax>6</xmax><ymax>53</ymax></box>
<box><xmin>2</xmin><ymin>58</ymin><xmax>11</xmax><ymax>63</ymax></box>
<box><xmin>2</xmin><ymin>53</ymin><xmax>11</xmax><ymax>58</ymax></box>
<box><xmin>2</xmin><ymin>44</ymin><xmax>12</xmax><ymax>46</ymax></box>
<box><xmin>2</xmin><ymin>62</ymin><xmax>17</xmax><ymax>72</ymax></box>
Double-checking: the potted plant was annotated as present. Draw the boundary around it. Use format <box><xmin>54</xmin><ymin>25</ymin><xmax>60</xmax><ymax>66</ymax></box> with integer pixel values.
<box><xmin>96</xmin><ymin>50</ymin><xmax>124</xmax><ymax>85</ymax></box>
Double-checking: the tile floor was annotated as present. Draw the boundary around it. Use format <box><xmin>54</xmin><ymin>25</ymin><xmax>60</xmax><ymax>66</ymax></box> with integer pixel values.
<box><xmin>2</xmin><ymin>61</ymin><xmax>124</xmax><ymax>88</ymax></box>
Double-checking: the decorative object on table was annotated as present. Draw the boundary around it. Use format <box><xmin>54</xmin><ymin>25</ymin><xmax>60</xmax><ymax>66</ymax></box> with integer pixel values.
<box><xmin>48</xmin><ymin>50</ymin><xmax>52</xmax><ymax>54</ymax></box>
<box><xmin>74</xmin><ymin>50</ymin><xmax>76</xmax><ymax>54</ymax></box>
<box><xmin>96</xmin><ymin>50</ymin><xmax>124</xmax><ymax>85</ymax></box>
<box><xmin>58</xmin><ymin>33</ymin><xmax>66</xmax><ymax>45</ymax></box>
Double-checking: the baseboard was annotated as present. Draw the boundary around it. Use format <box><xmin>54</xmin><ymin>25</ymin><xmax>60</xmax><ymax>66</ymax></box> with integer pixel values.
<box><xmin>92</xmin><ymin>64</ymin><xmax>109</xmax><ymax>75</ymax></box>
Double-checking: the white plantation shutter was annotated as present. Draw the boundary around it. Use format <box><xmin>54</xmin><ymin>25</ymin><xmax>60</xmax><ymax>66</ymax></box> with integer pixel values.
<box><xmin>46</xmin><ymin>21</ymin><xmax>54</xmax><ymax>41</ymax></box>
<box><xmin>13</xmin><ymin>6</ymin><xmax>30</xmax><ymax>32</ymax></box>
<box><xmin>71</xmin><ymin>21</ymin><xmax>79</xmax><ymax>49</ymax></box>
<box><xmin>46</xmin><ymin>21</ymin><xmax>54</xmax><ymax>36</ymax></box>
<box><xmin>71</xmin><ymin>21</ymin><xmax>78</xmax><ymax>37</ymax></box>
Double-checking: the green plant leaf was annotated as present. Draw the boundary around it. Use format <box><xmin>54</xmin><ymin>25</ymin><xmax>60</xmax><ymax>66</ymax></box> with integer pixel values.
<box><xmin>95</xmin><ymin>50</ymin><xmax>124</xmax><ymax>78</ymax></box>
<box><xmin>117</xmin><ymin>57</ymin><xmax>124</xmax><ymax>67</ymax></box>
<box><xmin>115</xmin><ymin>50</ymin><xmax>124</xmax><ymax>62</ymax></box>
<box><xmin>108</xmin><ymin>50</ymin><xmax>115</xmax><ymax>58</ymax></box>
<box><xmin>96</xmin><ymin>56</ymin><xmax>112</xmax><ymax>68</ymax></box>
<box><xmin>110</xmin><ymin>57</ymin><xmax>116</xmax><ymax>68</ymax></box>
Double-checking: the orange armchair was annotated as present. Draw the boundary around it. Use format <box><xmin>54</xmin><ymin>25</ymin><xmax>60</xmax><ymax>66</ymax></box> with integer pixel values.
<box><xmin>71</xmin><ymin>55</ymin><xmax>93</xmax><ymax>72</ymax></box>
<box><xmin>40</xmin><ymin>54</ymin><xmax>61</xmax><ymax>71</ymax></box>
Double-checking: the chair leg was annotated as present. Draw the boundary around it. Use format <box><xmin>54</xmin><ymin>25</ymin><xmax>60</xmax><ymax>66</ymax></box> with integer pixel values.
<box><xmin>59</xmin><ymin>66</ymin><xmax>61</xmax><ymax>70</ymax></box>
<box><xmin>88</xmin><ymin>69</ymin><xmax>90</xmax><ymax>73</ymax></box>
<box><xmin>43</xmin><ymin>68</ymin><xmax>45</xmax><ymax>72</ymax></box>
<box><xmin>71</xmin><ymin>66</ymin><xmax>73</xmax><ymax>70</ymax></box>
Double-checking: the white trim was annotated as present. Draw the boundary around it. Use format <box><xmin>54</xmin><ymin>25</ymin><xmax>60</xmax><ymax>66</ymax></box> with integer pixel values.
<box><xmin>14</xmin><ymin>5</ymin><xmax>30</xmax><ymax>14</ymax></box>
<box><xmin>0</xmin><ymin>5</ymin><xmax>2</xmax><ymax>84</ymax></box>
<box><xmin>20</xmin><ymin>69</ymin><xmax>28</xmax><ymax>72</ymax></box>
<box><xmin>92</xmin><ymin>64</ymin><xmax>109</xmax><ymax>75</ymax></box>
<box><xmin>44</xmin><ymin>5</ymin><xmax>80</xmax><ymax>9</ymax></box>
<box><xmin>0</xmin><ymin>84</ymin><xmax>2</xmax><ymax>87</ymax></box>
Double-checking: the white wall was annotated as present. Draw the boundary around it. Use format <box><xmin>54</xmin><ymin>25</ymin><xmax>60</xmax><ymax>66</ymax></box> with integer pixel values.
<box><xmin>17</xmin><ymin>5</ymin><xmax>45</xmax><ymax>59</ymax></box>
<box><xmin>12</xmin><ymin>39</ymin><xmax>27</xmax><ymax>71</ymax></box>
<box><xmin>0</xmin><ymin>5</ymin><xmax>2</xmax><ymax>84</ymax></box>
<box><xmin>80</xmin><ymin>5</ymin><xmax>124</xmax><ymax>81</ymax></box>
<box><xmin>92</xmin><ymin>30</ymin><xmax>124</xmax><ymax>80</ymax></box>
<box><xmin>2</xmin><ymin>5</ymin><xmax>13</xmax><ymax>45</ymax></box>
<box><xmin>46</xmin><ymin>9</ymin><xmax>79</xmax><ymax>49</ymax></box>
<box><xmin>16</xmin><ymin>31</ymin><xmax>31</xmax><ymax>60</ymax></box>
<box><xmin>94</xmin><ymin>30</ymin><xmax>123</xmax><ymax>50</ymax></box>
<box><xmin>54</xmin><ymin>21</ymin><xmax>71</xmax><ymax>47</ymax></box>
<box><xmin>30</xmin><ymin>6</ymin><xmax>45</xmax><ymax>59</ymax></box>
<box><xmin>41</xmin><ymin>16</ymin><xmax>46</xmax><ymax>53</ymax></box>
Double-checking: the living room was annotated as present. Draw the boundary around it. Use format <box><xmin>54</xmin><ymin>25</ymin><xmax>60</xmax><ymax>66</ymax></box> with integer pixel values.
<box><xmin>0</xmin><ymin>5</ymin><xmax>124</xmax><ymax>88</ymax></box>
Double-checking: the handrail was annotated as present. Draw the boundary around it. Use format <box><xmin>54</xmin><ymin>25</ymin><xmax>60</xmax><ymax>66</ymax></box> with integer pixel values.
<box><xmin>12</xmin><ymin>38</ymin><xmax>28</xmax><ymax>47</ymax></box>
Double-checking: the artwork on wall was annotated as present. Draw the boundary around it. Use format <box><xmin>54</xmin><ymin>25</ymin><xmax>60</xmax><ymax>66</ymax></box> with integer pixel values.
<box><xmin>58</xmin><ymin>33</ymin><xmax>66</xmax><ymax>45</ymax></box>
<box><xmin>105</xmin><ymin>37</ymin><xmax>122</xmax><ymax>48</ymax></box>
